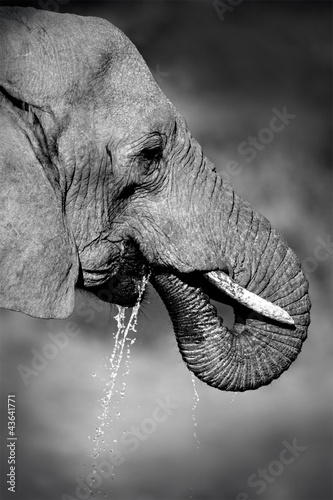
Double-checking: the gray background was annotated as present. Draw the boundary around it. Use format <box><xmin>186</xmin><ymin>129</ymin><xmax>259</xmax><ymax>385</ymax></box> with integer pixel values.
<box><xmin>0</xmin><ymin>1</ymin><xmax>332</xmax><ymax>499</ymax></box>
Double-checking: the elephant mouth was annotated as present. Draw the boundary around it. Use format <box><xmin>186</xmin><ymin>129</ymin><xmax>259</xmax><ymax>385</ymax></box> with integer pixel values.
<box><xmin>79</xmin><ymin>243</ymin><xmax>150</xmax><ymax>307</ymax></box>
<box><xmin>84</xmin><ymin>269</ymin><xmax>149</xmax><ymax>307</ymax></box>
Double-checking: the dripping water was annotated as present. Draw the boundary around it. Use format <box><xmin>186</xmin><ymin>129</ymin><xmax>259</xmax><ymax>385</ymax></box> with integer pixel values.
<box><xmin>189</xmin><ymin>373</ymin><xmax>200</xmax><ymax>499</ymax></box>
<box><xmin>230</xmin><ymin>392</ymin><xmax>238</xmax><ymax>404</ymax></box>
<box><xmin>190</xmin><ymin>372</ymin><xmax>200</xmax><ymax>452</ymax></box>
<box><xmin>87</xmin><ymin>273</ymin><xmax>150</xmax><ymax>497</ymax></box>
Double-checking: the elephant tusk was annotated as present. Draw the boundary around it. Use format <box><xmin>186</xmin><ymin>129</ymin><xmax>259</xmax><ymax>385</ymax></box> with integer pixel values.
<box><xmin>205</xmin><ymin>271</ymin><xmax>295</xmax><ymax>326</ymax></box>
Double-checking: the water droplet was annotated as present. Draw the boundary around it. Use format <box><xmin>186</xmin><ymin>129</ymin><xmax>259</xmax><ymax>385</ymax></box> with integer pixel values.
<box><xmin>191</xmin><ymin>373</ymin><xmax>200</xmax><ymax>452</ymax></box>
<box><xmin>92</xmin><ymin>373</ymin><xmax>96</xmax><ymax>378</ymax></box>
<box><xmin>230</xmin><ymin>392</ymin><xmax>238</xmax><ymax>404</ymax></box>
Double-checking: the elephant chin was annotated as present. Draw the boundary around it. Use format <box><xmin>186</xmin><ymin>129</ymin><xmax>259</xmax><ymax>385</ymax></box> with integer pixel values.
<box><xmin>151</xmin><ymin>265</ymin><xmax>310</xmax><ymax>392</ymax></box>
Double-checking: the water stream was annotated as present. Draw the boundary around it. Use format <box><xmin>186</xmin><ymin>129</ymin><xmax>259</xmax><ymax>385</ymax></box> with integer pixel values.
<box><xmin>87</xmin><ymin>274</ymin><xmax>150</xmax><ymax>496</ymax></box>
<box><xmin>190</xmin><ymin>372</ymin><xmax>200</xmax><ymax>452</ymax></box>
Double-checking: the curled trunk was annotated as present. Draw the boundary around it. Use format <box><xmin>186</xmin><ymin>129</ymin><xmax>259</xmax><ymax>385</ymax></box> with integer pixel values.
<box><xmin>152</xmin><ymin>184</ymin><xmax>310</xmax><ymax>392</ymax></box>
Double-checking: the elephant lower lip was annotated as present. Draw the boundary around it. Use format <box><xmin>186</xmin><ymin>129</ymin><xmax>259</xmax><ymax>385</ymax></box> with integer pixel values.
<box><xmin>82</xmin><ymin>269</ymin><xmax>111</xmax><ymax>287</ymax></box>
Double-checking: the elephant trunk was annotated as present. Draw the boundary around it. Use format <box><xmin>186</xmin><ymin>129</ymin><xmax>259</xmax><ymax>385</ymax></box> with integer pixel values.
<box><xmin>151</xmin><ymin>176</ymin><xmax>311</xmax><ymax>391</ymax></box>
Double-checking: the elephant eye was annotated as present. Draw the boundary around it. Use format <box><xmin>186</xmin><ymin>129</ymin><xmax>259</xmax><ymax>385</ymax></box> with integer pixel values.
<box><xmin>138</xmin><ymin>145</ymin><xmax>163</xmax><ymax>173</ymax></box>
<box><xmin>141</xmin><ymin>146</ymin><xmax>162</xmax><ymax>161</ymax></box>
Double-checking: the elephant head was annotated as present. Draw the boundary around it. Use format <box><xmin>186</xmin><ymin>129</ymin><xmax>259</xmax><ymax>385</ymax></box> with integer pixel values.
<box><xmin>0</xmin><ymin>7</ymin><xmax>310</xmax><ymax>391</ymax></box>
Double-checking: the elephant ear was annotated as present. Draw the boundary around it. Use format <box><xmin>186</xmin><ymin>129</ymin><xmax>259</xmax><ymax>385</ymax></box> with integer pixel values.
<box><xmin>0</xmin><ymin>8</ymin><xmax>79</xmax><ymax>318</ymax></box>
<box><xmin>0</xmin><ymin>106</ymin><xmax>79</xmax><ymax>319</ymax></box>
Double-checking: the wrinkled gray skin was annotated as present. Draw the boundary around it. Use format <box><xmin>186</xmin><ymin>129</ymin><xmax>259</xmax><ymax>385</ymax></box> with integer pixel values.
<box><xmin>0</xmin><ymin>7</ymin><xmax>310</xmax><ymax>391</ymax></box>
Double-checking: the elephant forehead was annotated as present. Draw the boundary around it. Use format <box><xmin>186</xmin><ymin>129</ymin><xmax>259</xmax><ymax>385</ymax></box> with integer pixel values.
<box><xmin>0</xmin><ymin>7</ymin><xmax>160</xmax><ymax>105</ymax></box>
<box><xmin>98</xmin><ymin>47</ymin><xmax>175</xmax><ymax>133</ymax></box>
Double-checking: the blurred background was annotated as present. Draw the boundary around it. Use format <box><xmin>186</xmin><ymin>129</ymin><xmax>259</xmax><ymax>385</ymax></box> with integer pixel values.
<box><xmin>0</xmin><ymin>1</ymin><xmax>332</xmax><ymax>499</ymax></box>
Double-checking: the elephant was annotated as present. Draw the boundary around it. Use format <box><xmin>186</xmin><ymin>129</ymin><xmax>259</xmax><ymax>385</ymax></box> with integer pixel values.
<box><xmin>0</xmin><ymin>6</ymin><xmax>310</xmax><ymax>392</ymax></box>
